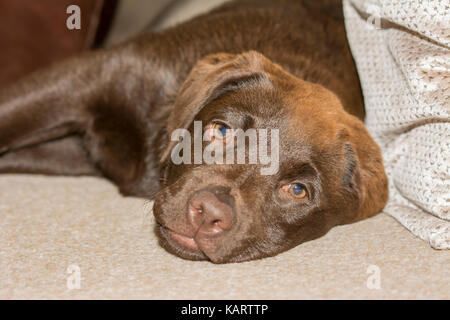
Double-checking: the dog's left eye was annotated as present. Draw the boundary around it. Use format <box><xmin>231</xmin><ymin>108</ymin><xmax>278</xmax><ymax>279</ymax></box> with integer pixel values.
<box><xmin>282</xmin><ymin>183</ymin><xmax>308</xmax><ymax>200</ymax></box>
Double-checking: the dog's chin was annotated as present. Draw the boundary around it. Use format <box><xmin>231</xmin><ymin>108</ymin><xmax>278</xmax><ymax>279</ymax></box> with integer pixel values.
<box><xmin>156</xmin><ymin>224</ymin><xmax>209</xmax><ymax>261</ymax></box>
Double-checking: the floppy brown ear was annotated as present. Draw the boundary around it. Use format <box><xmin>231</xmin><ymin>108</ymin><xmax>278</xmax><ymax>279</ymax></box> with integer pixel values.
<box><xmin>160</xmin><ymin>51</ymin><xmax>273</xmax><ymax>163</ymax></box>
<box><xmin>340</xmin><ymin>121</ymin><xmax>389</xmax><ymax>223</ymax></box>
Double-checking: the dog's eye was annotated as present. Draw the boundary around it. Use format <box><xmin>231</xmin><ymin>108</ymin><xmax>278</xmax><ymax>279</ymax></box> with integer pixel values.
<box><xmin>282</xmin><ymin>183</ymin><xmax>307</xmax><ymax>200</ymax></box>
<box><xmin>213</xmin><ymin>122</ymin><xmax>229</xmax><ymax>139</ymax></box>
<box><xmin>209</xmin><ymin>122</ymin><xmax>230</xmax><ymax>141</ymax></box>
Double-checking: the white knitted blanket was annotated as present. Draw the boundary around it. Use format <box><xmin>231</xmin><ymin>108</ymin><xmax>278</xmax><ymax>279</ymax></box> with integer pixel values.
<box><xmin>343</xmin><ymin>0</ymin><xmax>450</xmax><ymax>249</ymax></box>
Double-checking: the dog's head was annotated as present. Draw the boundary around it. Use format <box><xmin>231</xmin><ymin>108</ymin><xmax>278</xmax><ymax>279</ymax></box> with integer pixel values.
<box><xmin>153</xmin><ymin>51</ymin><xmax>388</xmax><ymax>263</ymax></box>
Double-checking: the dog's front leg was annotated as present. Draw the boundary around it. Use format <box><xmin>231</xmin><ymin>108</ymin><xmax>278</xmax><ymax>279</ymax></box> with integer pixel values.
<box><xmin>0</xmin><ymin>49</ymin><xmax>120</xmax><ymax>154</ymax></box>
<box><xmin>0</xmin><ymin>44</ymin><xmax>173</xmax><ymax>197</ymax></box>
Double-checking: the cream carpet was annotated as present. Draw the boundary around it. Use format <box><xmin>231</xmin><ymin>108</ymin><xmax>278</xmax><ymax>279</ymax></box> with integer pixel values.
<box><xmin>0</xmin><ymin>174</ymin><xmax>448</xmax><ymax>299</ymax></box>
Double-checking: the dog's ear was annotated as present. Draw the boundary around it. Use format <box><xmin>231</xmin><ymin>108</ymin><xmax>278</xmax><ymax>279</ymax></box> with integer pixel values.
<box><xmin>338</xmin><ymin>121</ymin><xmax>389</xmax><ymax>223</ymax></box>
<box><xmin>160</xmin><ymin>51</ymin><xmax>274</xmax><ymax>163</ymax></box>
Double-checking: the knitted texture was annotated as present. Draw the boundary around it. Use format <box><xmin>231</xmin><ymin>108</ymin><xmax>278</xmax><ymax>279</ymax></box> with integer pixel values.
<box><xmin>343</xmin><ymin>0</ymin><xmax>450</xmax><ymax>249</ymax></box>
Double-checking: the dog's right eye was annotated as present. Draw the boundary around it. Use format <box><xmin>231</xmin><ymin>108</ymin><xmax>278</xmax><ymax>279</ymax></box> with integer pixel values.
<box><xmin>212</xmin><ymin>122</ymin><xmax>229</xmax><ymax>139</ymax></box>
<box><xmin>206</xmin><ymin>122</ymin><xmax>231</xmax><ymax>143</ymax></box>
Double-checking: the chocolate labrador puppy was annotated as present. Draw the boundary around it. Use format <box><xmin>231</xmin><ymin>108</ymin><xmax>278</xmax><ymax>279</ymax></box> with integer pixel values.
<box><xmin>0</xmin><ymin>0</ymin><xmax>388</xmax><ymax>263</ymax></box>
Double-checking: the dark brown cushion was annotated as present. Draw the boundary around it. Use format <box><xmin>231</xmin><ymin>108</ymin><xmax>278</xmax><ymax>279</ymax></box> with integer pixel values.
<box><xmin>0</xmin><ymin>0</ymin><xmax>116</xmax><ymax>89</ymax></box>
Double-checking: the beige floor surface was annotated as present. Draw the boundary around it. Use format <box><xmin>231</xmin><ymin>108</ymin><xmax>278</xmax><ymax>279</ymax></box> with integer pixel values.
<box><xmin>0</xmin><ymin>175</ymin><xmax>448</xmax><ymax>299</ymax></box>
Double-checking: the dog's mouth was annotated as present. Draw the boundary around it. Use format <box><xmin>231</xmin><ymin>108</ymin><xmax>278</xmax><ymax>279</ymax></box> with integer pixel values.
<box><xmin>167</xmin><ymin>228</ymin><xmax>199</xmax><ymax>251</ymax></box>
<box><xmin>156</xmin><ymin>224</ymin><xmax>208</xmax><ymax>261</ymax></box>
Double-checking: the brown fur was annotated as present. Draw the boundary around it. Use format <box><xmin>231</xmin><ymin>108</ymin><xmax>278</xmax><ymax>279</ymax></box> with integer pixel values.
<box><xmin>0</xmin><ymin>0</ymin><xmax>388</xmax><ymax>263</ymax></box>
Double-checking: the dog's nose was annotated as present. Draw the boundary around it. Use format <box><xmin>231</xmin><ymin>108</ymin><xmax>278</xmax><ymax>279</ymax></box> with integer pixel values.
<box><xmin>187</xmin><ymin>190</ymin><xmax>234</xmax><ymax>235</ymax></box>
